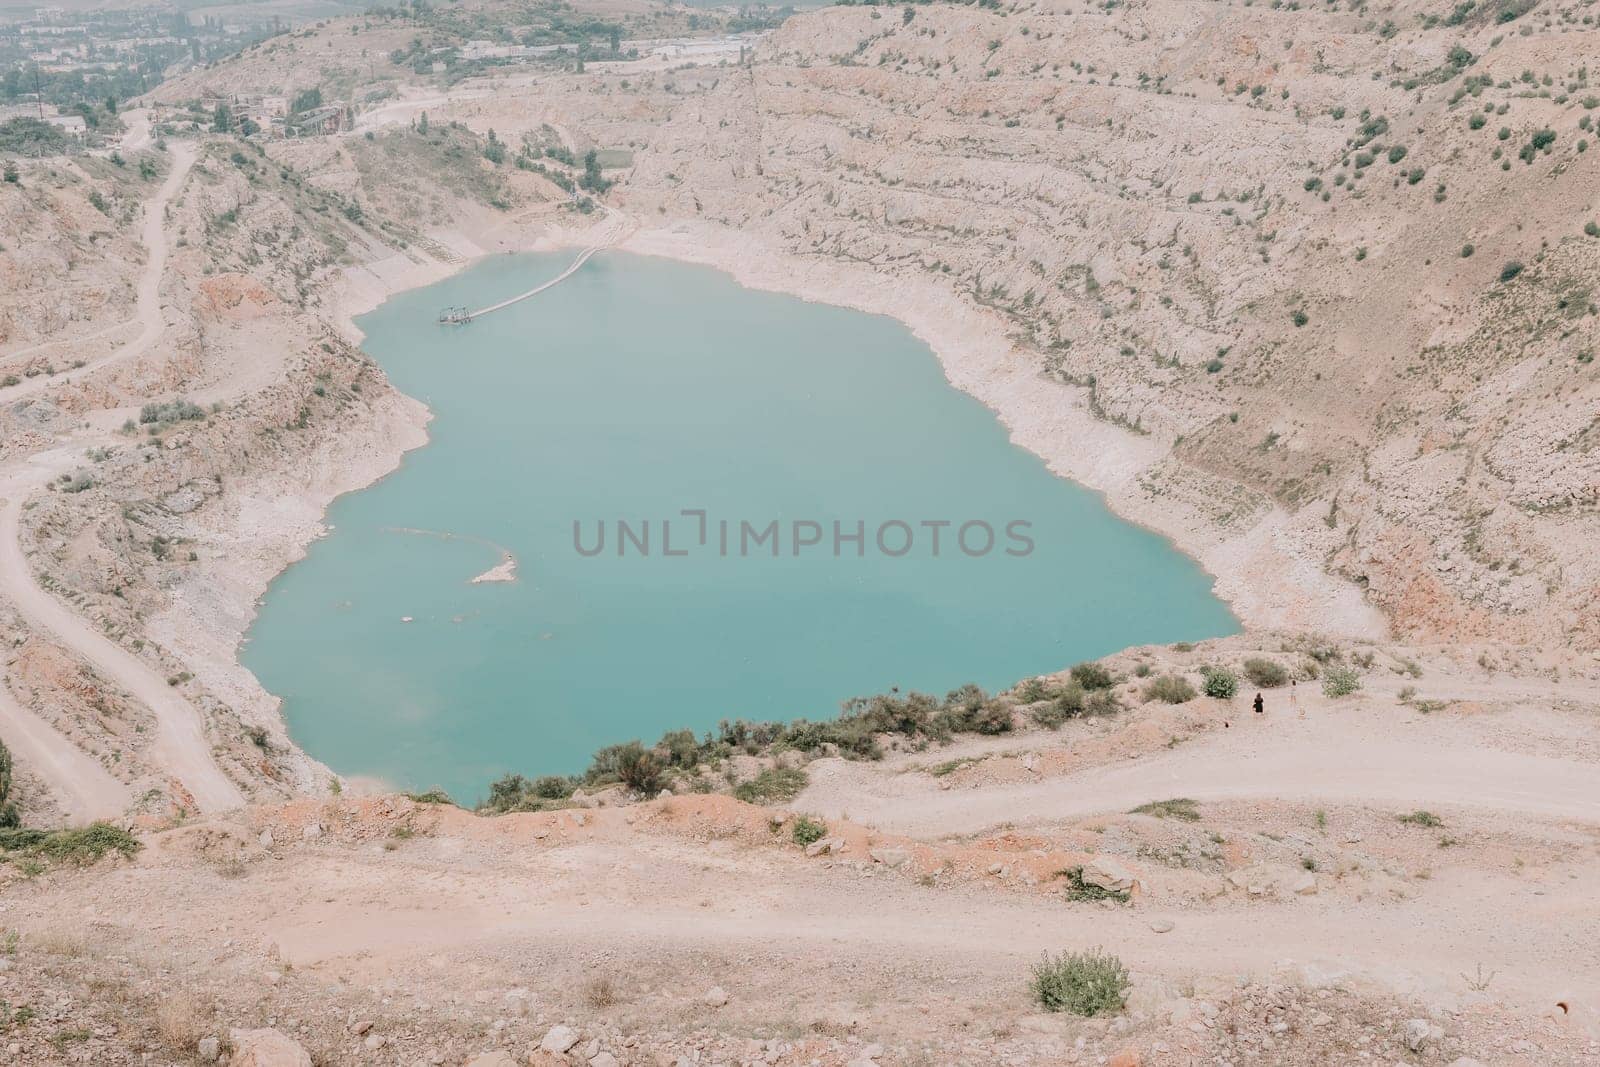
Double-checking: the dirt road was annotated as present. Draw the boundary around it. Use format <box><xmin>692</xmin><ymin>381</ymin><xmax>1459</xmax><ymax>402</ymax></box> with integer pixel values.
<box><xmin>0</xmin><ymin>142</ymin><xmax>195</xmax><ymax>403</ymax></box>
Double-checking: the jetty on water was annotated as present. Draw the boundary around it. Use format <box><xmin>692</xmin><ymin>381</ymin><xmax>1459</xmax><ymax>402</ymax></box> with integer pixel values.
<box><xmin>437</xmin><ymin>246</ymin><xmax>603</xmax><ymax>325</ymax></box>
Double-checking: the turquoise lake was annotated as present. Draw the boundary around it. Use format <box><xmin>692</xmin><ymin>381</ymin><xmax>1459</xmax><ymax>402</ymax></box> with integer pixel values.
<box><xmin>242</xmin><ymin>252</ymin><xmax>1238</xmax><ymax>801</ymax></box>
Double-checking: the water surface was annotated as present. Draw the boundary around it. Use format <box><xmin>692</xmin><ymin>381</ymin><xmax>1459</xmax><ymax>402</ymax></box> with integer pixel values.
<box><xmin>244</xmin><ymin>252</ymin><xmax>1236</xmax><ymax>800</ymax></box>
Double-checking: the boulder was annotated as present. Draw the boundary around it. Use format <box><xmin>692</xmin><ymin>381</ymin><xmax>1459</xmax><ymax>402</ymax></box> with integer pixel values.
<box><xmin>1403</xmin><ymin>1018</ymin><xmax>1442</xmax><ymax>1052</ymax></box>
<box><xmin>228</xmin><ymin>1028</ymin><xmax>313</xmax><ymax>1067</ymax></box>
<box><xmin>1149</xmin><ymin>919</ymin><xmax>1175</xmax><ymax>934</ymax></box>
<box><xmin>197</xmin><ymin>1036</ymin><xmax>220</xmax><ymax>1063</ymax></box>
<box><xmin>1081</xmin><ymin>856</ymin><xmax>1138</xmax><ymax>893</ymax></box>
<box><xmin>590</xmin><ymin>1053</ymin><xmax>620</xmax><ymax>1067</ymax></box>
<box><xmin>1292</xmin><ymin>872</ymin><xmax>1318</xmax><ymax>895</ymax></box>
<box><xmin>464</xmin><ymin>1053</ymin><xmax>516</xmax><ymax>1067</ymax></box>
<box><xmin>703</xmin><ymin>985</ymin><xmax>730</xmax><ymax>1007</ymax></box>
<box><xmin>539</xmin><ymin>1025</ymin><xmax>580</xmax><ymax>1054</ymax></box>
<box><xmin>869</xmin><ymin>847</ymin><xmax>910</xmax><ymax>868</ymax></box>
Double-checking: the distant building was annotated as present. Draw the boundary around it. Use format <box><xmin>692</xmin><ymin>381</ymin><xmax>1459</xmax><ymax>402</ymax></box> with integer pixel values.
<box><xmin>46</xmin><ymin>114</ymin><xmax>86</xmax><ymax>137</ymax></box>
<box><xmin>284</xmin><ymin>104</ymin><xmax>344</xmax><ymax>136</ymax></box>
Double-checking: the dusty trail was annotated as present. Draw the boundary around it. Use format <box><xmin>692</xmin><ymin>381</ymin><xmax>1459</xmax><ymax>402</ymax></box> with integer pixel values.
<box><xmin>0</xmin><ymin>677</ymin><xmax>126</xmax><ymax>822</ymax></box>
<box><xmin>0</xmin><ymin>142</ymin><xmax>195</xmax><ymax>403</ymax></box>
<box><xmin>801</xmin><ymin>707</ymin><xmax>1600</xmax><ymax>838</ymax></box>
<box><xmin>0</xmin><ymin>496</ymin><xmax>243</xmax><ymax>812</ymax></box>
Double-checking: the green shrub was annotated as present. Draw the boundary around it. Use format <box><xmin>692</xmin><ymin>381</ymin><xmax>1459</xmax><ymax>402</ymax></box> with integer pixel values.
<box><xmin>1143</xmin><ymin>674</ymin><xmax>1196</xmax><ymax>704</ymax></box>
<box><xmin>1130</xmin><ymin>797</ymin><xmax>1200</xmax><ymax>821</ymax></box>
<box><xmin>1069</xmin><ymin>661</ymin><xmax>1115</xmax><ymax>690</ymax></box>
<box><xmin>1029</xmin><ymin>949</ymin><xmax>1131</xmax><ymax>1016</ymax></box>
<box><xmin>1460</xmin><ymin>244</ymin><xmax>1475</xmax><ymax>258</ymax></box>
<box><xmin>733</xmin><ymin>767</ymin><xmax>808</xmax><ymax>804</ymax></box>
<box><xmin>1200</xmin><ymin>667</ymin><xmax>1238</xmax><ymax>699</ymax></box>
<box><xmin>1290</xmin><ymin>309</ymin><xmax>1309</xmax><ymax>327</ymax></box>
<box><xmin>791</xmin><ymin>816</ymin><xmax>827</xmax><ymax>846</ymax></box>
<box><xmin>1321</xmin><ymin>665</ymin><xmax>1362</xmax><ymax>697</ymax></box>
<box><xmin>1585</xmin><ymin>221</ymin><xmax>1599</xmax><ymax>238</ymax></box>
<box><xmin>1499</xmin><ymin>261</ymin><xmax>1524</xmax><ymax>282</ymax></box>
<box><xmin>1242</xmin><ymin>657</ymin><xmax>1289</xmax><ymax>687</ymax></box>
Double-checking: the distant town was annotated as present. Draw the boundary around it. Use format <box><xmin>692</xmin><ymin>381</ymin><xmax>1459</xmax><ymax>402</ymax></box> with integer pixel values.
<box><xmin>0</xmin><ymin>3</ymin><xmax>290</xmax><ymax>146</ymax></box>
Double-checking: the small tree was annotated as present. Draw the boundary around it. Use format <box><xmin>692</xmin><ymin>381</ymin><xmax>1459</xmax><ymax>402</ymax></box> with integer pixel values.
<box><xmin>212</xmin><ymin>103</ymin><xmax>233</xmax><ymax>133</ymax></box>
<box><xmin>2</xmin><ymin>162</ymin><xmax>17</xmax><ymax>185</ymax></box>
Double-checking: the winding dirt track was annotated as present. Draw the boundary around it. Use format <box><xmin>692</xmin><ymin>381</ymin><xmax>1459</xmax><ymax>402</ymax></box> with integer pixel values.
<box><xmin>0</xmin><ymin>141</ymin><xmax>243</xmax><ymax>815</ymax></box>
<box><xmin>0</xmin><ymin>142</ymin><xmax>195</xmax><ymax>403</ymax></box>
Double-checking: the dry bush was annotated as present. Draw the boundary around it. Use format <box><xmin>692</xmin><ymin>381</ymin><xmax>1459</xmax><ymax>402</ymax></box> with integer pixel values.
<box><xmin>583</xmin><ymin>973</ymin><xmax>620</xmax><ymax>1009</ymax></box>
<box><xmin>157</xmin><ymin>991</ymin><xmax>210</xmax><ymax>1054</ymax></box>
<box><xmin>29</xmin><ymin>926</ymin><xmax>88</xmax><ymax>957</ymax></box>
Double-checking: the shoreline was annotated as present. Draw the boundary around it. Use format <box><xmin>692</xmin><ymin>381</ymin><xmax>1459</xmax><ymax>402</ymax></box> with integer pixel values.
<box><xmin>160</xmin><ymin>209</ymin><xmax>1382</xmax><ymax>795</ymax></box>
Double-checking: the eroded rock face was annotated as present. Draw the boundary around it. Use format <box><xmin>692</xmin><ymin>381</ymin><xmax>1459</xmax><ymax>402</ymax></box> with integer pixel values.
<box><xmin>620</xmin><ymin>1</ymin><xmax>1600</xmax><ymax>648</ymax></box>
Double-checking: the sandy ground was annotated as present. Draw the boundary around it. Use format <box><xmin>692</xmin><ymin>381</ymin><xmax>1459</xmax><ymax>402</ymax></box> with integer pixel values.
<box><xmin>3</xmin><ymin>659</ymin><xmax>1597</xmax><ymax>1062</ymax></box>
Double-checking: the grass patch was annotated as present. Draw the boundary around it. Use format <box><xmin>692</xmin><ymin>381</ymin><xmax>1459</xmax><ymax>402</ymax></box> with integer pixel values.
<box><xmin>1398</xmin><ymin>810</ymin><xmax>1444</xmax><ymax>828</ymax></box>
<box><xmin>732</xmin><ymin>766</ymin><xmax>808</xmax><ymax>804</ymax></box>
<box><xmin>1130</xmin><ymin>797</ymin><xmax>1201</xmax><ymax>822</ymax></box>
<box><xmin>928</xmin><ymin>756</ymin><xmax>981</xmax><ymax>777</ymax></box>
<box><xmin>0</xmin><ymin>824</ymin><xmax>139</xmax><ymax>866</ymax></box>
<box><xmin>1029</xmin><ymin>949</ymin><xmax>1131</xmax><ymax>1016</ymax></box>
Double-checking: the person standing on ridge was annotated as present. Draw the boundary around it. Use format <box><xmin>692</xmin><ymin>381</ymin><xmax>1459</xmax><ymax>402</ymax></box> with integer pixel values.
<box><xmin>1253</xmin><ymin>692</ymin><xmax>1265</xmax><ymax>716</ymax></box>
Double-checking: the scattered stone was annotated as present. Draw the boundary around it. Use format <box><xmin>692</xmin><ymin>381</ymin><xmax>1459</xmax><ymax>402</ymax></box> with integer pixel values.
<box><xmin>197</xmin><ymin>1036</ymin><xmax>220</xmax><ymax>1063</ymax></box>
<box><xmin>540</xmin><ymin>1025</ymin><xmax>580</xmax><ymax>1054</ymax></box>
<box><xmin>590</xmin><ymin>1052</ymin><xmax>620</xmax><ymax>1067</ymax></box>
<box><xmin>1081</xmin><ymin>856</ymin><xmax>1138</xmax><ymax>893</ymax></box>
<box><xmin>463</xmin><ymin>1053</ymin><xmax>515</xmax><ymax>1067</ymax></box>
<box><xmin>1292</xmin><ymin>872</ymin><xmax>1318</xmax><ymax>895</ymax></box>
<box><xmin>299</xmin><ymin>823</ymin><xmax>322</xmax><ymax>841</ymax></box>
<box><xmin>703</xmin><ymin>986</ymin><xmax>730</xmax><ymax>1008</ymax></box>
<box><xmin>258</xmin><ymin>829</ymin><xmax>273</xmax><ymax>847</ymax></box>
